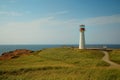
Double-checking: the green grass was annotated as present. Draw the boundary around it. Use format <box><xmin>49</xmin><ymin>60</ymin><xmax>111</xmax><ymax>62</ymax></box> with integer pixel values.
<box><xmin>0</xmin><ymin>47</ymin><xmax>120</xmax><ymax>80</ymax></box>
<box><xmin>109</xmin><ymin>49</ymin><xmax>120</xmax><ymax>64</ymax></box>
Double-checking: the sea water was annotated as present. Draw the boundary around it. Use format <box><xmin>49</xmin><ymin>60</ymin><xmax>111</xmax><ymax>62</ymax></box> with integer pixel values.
<box><xmin>0</xmin><ymin>44</ymin><xmax>120</xmax><ymax>55</ymax></box>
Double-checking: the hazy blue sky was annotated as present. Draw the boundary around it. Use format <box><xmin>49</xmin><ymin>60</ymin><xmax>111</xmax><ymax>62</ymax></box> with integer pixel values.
<box><xmin>0</xmin><ymin>0</ymin><xmax>120</xmax><ymax>44</ymax></box>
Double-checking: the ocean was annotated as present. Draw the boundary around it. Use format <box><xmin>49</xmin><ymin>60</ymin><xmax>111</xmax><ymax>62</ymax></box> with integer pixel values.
<box><xmin>0</xmin><ymin>44</ymin><xmax>120</xmax><ymax>55</ymax></box>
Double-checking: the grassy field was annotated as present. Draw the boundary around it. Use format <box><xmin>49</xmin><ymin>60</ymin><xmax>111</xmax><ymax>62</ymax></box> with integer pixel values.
<box><xmin>0</xmin><ymin>47</ymin><xmax>120</xmax><ymax>80</ymax></box>
<box><xmin>109</xmin><ymin>49</ymin><xmax>120</xmax><ymax>64</ymax></box>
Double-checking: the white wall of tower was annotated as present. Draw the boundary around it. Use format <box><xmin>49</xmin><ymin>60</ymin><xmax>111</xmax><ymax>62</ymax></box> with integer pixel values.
<box><xmin>79</xmin><ymin>30</ymin><xmax>85</xmax><ymax>49</ymax></box>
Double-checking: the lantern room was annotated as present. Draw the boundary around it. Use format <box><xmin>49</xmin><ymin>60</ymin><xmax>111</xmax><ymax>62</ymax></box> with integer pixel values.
<box><xmin>80</xmin><ymin>24</ymin><xmax>85</xmax><ymax>32</ymax></box>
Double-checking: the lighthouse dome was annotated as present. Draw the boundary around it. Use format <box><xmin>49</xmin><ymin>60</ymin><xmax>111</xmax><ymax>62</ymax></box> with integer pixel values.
<box><xmin>80</xmin><ymin>24</ymin><xmax>85</xmax><ymax>28</ymax></box>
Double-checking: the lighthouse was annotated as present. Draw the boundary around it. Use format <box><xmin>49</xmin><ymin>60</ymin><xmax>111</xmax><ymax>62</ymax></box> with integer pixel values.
<box><xmin>79</xmin><ymin>24</ymin><xmax>85</xmax><ymax>49</ymax></box>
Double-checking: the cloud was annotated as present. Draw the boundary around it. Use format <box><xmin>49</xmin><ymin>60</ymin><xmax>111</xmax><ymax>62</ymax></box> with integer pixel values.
<box><xmin>0</xmin><ymin>13</ymin><xmax>120</xmax><ymax>44</ymax></box>
<box><xmin>54</xmin><ymin>11</ymin><xmax>68</xmax><ymax>15</ymax></box>
<box><xmin>0</xmin><ymin>11</ymin><xmax>23</xmax><ymax>16</ymax></box>
<box><xmin>4</xmin><ymin>16</ymin><xmax>56</xmax><ymax>28</ymax></box>
<box><xmin>80</xmin><ymin>14</ymin><xmax>120</xmax><ymax>26</ymax></box>
<box><xmin>48</xmin><ymin>11</ymin><xmax>69</xmax><ymax>17</ymax></box>
<box><xmin>2</xmin><ymin>14</ymin><xmax>120</xmax><ymax>29</ymax></box>
<box><xmin>0</xmin><ymin>15</ymin><xmax>77</xmax><ymax>44</ymax></box>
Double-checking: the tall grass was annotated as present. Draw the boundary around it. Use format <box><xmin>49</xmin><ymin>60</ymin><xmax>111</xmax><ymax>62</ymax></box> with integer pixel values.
<box><xmin>0</xmin><ymin>47</ymin><xmax>119</xmax><ymax>80</ymax></box>
<box><xmin>109</xmin><ymin>49</ymin><xmax>120</xmax><ymax>64</ymax></box>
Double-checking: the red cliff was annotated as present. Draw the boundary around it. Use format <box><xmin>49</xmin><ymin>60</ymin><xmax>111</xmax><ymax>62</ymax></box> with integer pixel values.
<box><xmin>0</xmin><ymin>49</ymin><xmax>33</xmax><ymax>60</ymax></box>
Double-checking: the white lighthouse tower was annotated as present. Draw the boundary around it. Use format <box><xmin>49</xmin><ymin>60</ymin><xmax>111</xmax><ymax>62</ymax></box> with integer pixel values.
<box><xmin>79</xmin><ymin>24</ymin><xmax>85</xmax><ymax>49</ymax></box>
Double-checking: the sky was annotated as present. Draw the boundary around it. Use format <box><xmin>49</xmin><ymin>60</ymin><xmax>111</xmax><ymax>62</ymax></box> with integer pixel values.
<box><xmin>0</xmin><ymin>0</ymin><xmax>120</xmax><ymax>45</ymax></box>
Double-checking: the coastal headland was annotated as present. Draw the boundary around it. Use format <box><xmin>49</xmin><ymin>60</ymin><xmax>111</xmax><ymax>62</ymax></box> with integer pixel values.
<box><xmin>0</xmin><ymin>47</ymin><xmax>120</xmax><ymax>80</ymax></box>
